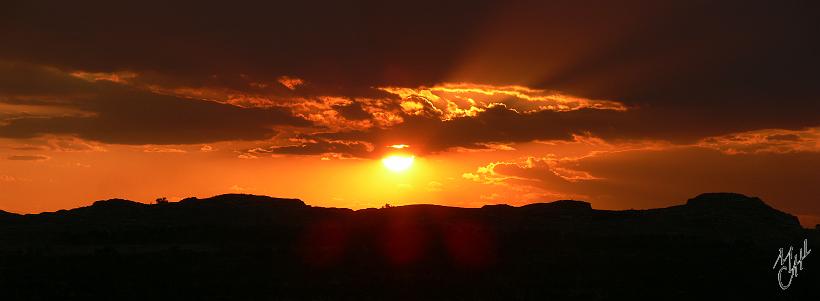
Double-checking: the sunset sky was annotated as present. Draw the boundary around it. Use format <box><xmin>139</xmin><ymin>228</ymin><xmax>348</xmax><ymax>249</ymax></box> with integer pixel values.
<box><xmin>1</xmin><ymin>1</ymin><xmax>818</xmax><ymax>226</ymax></box>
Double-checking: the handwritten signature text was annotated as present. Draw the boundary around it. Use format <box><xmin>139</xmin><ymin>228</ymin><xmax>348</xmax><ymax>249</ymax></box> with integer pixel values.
<box><xmin>772</xmin><ymin>238</ymin><xmax>811</xmax><ymax>290</ymax></box>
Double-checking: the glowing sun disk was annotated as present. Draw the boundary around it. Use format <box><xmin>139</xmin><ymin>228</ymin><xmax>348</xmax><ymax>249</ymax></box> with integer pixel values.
<box><xmin>382</xmin><ymin>155</ymin><xmax>414</xmax><ymax>172</ymax></box>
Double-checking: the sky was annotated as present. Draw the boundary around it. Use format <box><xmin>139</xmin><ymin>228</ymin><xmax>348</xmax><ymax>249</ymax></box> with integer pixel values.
<box><xmin>1</xmin><ymin>1</ymin><xmax>819</xmax><ymax>226</ymax></box>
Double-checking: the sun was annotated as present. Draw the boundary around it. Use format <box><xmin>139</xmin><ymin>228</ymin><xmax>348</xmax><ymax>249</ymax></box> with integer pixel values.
<box><xmin>382</xmin><ymin>155</ymin><xmax>414</xmax><ymax>172</ymax></box>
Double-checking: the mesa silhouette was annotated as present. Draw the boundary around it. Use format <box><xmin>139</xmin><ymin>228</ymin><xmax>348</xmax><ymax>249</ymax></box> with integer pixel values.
<box><xmin>0</xmin><ymin>193</ymin><xmax>817</xmax><ymax>300</ymax></box>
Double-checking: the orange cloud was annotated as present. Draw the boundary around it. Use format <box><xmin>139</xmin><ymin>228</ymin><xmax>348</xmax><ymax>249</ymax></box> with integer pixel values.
<box><xmin>0</xmin><ymin>103</ymin><xmax>96</xmax><ymax>119</ymax></box>
<box><xmin>70</xmin><ymin>71</ymin><xmax>137</xmax><ymax>83</ymax></box>
<box><xmin>7</xmin><ymin>154</ymin><xmax>50</xmax><ymax>161</ymax></box>
<box><xmin>277</xmin><ymin>76</ymin><xmax>304</xmax><ymax>90</ymax></box>
<box><xmin>380</xmin><ymin>82</ymin><xmax>626</xmax><ymax>120</ymax></box>
<box><xmin>698</xmin><ymin>127</ymin><xmax>819</xmax><ymax>154</ymax></box>
<box><xmin>142</xmin><ymin>146</ymin><xmax>187</xmax><ymax>153</ymax></box>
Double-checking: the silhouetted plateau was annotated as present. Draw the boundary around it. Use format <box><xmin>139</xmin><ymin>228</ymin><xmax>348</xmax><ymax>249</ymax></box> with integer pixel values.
<box><xmin>1</xmin><ymin>193</ymin><xmax>817</xmax><ymax>300</ymax></box>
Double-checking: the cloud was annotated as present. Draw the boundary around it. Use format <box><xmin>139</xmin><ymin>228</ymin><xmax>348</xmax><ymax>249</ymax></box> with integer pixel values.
<box><xmin>466</xmin><ymin>146</ymin><xmax>820</xmax><ymax>215</ymax></box>
<box><xmin>480</xmin><ymin>193</ymin><xmax>501</xmax><ymax>200</ymax></box>
<box><xmin>265</xmin><ymin>139</ymin><xmax>375</xmax><ymax>158</ymax></box>
<box><xmin>2</xmin><ymin>1</ymin><xmax>817</xmax><ymax>111</ymax></box>
<box><xmin>45</xmin><ymin>136</ymin><xmax>108</xmax><ymax>152</ymax></box>
<box><xmin>8</xmin><ymin>155</ymin><xmax>49</xmax><ymax>161</ymax></box>
<box><xmin>380</xmin><ymin>83</ymin><xmax>625</xmax><ymax>119</ymax></box>
<box><xmin>288</xmin><ymin>102</ymin><xmax>810</xmax><ymax>158</ymax></box>
<box><xmin>332</xmin><ymin>102</ymin><xmax>372</xmax><ymax>121</ymax></box>
<box><xmin>5</xmin><ymin>58</ymin><xmax>813</xmax><ymax>158</ymax></box>
<box><xmin>697</xmin><ymin>128</ymin><xmax>819</xmax><ymax>154</ymax></box>
<box><xmin>1</xmin><ymin>1</ymin><xmax>818</xmax><ymax>152</ymax></box>
<box><xmin>0</xmin><ymin>61</ymin><xmax>311</xmax><ymax>144</ymax></box>
<box><xmin>426</xmin><ymin>181</ymin><xmax>443</xmax><ymax>192</ymax></box>
<box><xmin>0</xmin><ymin>1</ymin><xmax>486</xmax><ymax>93</ymax></box>
<box><xmin>277</xmin><ymin>76</ymin><xmax>304</xmax><ymax>90</ymax></box>
<box><xmin>143</xmin><ymin>146</ymin><xmax>186</xmax><ymax>153</ymax></box>
<box><xmin>2</xmin><ymin>136</ymin><xmax>107</xmax><ymax>152</ymax></box>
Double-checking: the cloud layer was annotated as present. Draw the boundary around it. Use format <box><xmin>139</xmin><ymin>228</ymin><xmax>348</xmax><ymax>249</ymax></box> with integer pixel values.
<box><xmin>0</xmin><ymin>61</ymin><xmax>310</xmax><ymax>144</ymax></box>
<box><xmin>1</xmin><ymin>0</ymin><xmax>818</xmax><ymax>153</ymax></box>
<box><xmin>465</xmin><ymin>146</ymin><xmax>820</xmax><ymax>215</ymax></box>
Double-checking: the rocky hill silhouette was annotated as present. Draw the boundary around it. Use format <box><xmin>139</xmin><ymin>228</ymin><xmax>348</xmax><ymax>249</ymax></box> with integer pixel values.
<box><xmin>0</xmin><ymin>193</ymin><xmax>816</xmax><ymax>300</ymax></box>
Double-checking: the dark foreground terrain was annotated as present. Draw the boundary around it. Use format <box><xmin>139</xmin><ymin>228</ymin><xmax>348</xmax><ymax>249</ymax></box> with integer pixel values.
<box><xmin>0</xmin><ymin>193</ymin><xmax>817</xmax><ymax>300</ymax></box>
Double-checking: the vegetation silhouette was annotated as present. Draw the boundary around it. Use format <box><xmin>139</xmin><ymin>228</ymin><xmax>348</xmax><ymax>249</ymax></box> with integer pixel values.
<box><xmin>0</xmin><ymin>193</ymin><xmax>817</xmax><ymax>300</ymax></box>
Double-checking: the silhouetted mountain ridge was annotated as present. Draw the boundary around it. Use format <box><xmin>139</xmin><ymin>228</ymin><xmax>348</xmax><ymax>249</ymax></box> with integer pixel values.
<box><xmin>0</xmin><ymin>209</ymin><xmax>16</xmax><ymax>220</ymax></box>
<box><xmin>0</xmin><ymin>192</ymin><xmax>816</xmax><ymax>300</ymax></box>
<box><xmin>0</xmin><ymin>193</ymin><xmax>803</xmax><ymax>231</ymax></box>
<box><xmin>91</xmin><ymin>198</ymin><xmax>145</xmax><ymax>208</ymax></box>
<box><xmin>178</xmin><ymin>193</ymin><xmax>306</xmax><ymax>207</ymax></box>
<box><xmin>519</xmin><ymin>199</ymin><xmax>592</xmax><ymax>214</ymax></box>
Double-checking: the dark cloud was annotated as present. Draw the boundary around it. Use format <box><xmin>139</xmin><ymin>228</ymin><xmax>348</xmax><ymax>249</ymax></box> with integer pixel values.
<box><xmin>0</xmin><ymin>61</ymin><xmax>92</xmax><ymax>97</ymax></box>
<box><xmin>0</xmin><ymin>62</ymin><xmax>311</xmax><ymax>144</ymax></box>
<box><xmin>332</xmin><ymin>102</ymin><xmax>372</xmax><ymax>121</ymax></box>
<box><xmin>288</xmin><ymin>103</ymin><xmax>812</xmax><ymax>157</ymax></box>
<box><xmin>0</xmin><ymin>0</ymin><xmax>493</xmax><ymax>94</ymax></box>
<box><xmin>0</xmin><ymin>90</ymin><xmax>310</xmax><ymax>144</ymax></box>
<box><xmin>2</xmin><ymin>1</ymin><xmax>818</xmax><ymax>102</ymax></box>
<box><xmin>7</xmin><ymin>155</ymin><xmax>49</xmax><ymax>161</ymax></box>
<box><xmin>766</xmin><ymin>134</ymin><xmax>801</xmax><ymax>142</ymax></box>
<box><xmin>268</xmin><ymin>140</ymin><xmax>374</xmax><ymax>158</ymax></box>
<box><xmin>1</xmin><ymin>0</ymin><xmax>819</xmax><ymax>148</ymax></box>
<box><xmin>451</xmin><ymin>2</ymin><xmax>820</xmax><ymax>122</ymax></box>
